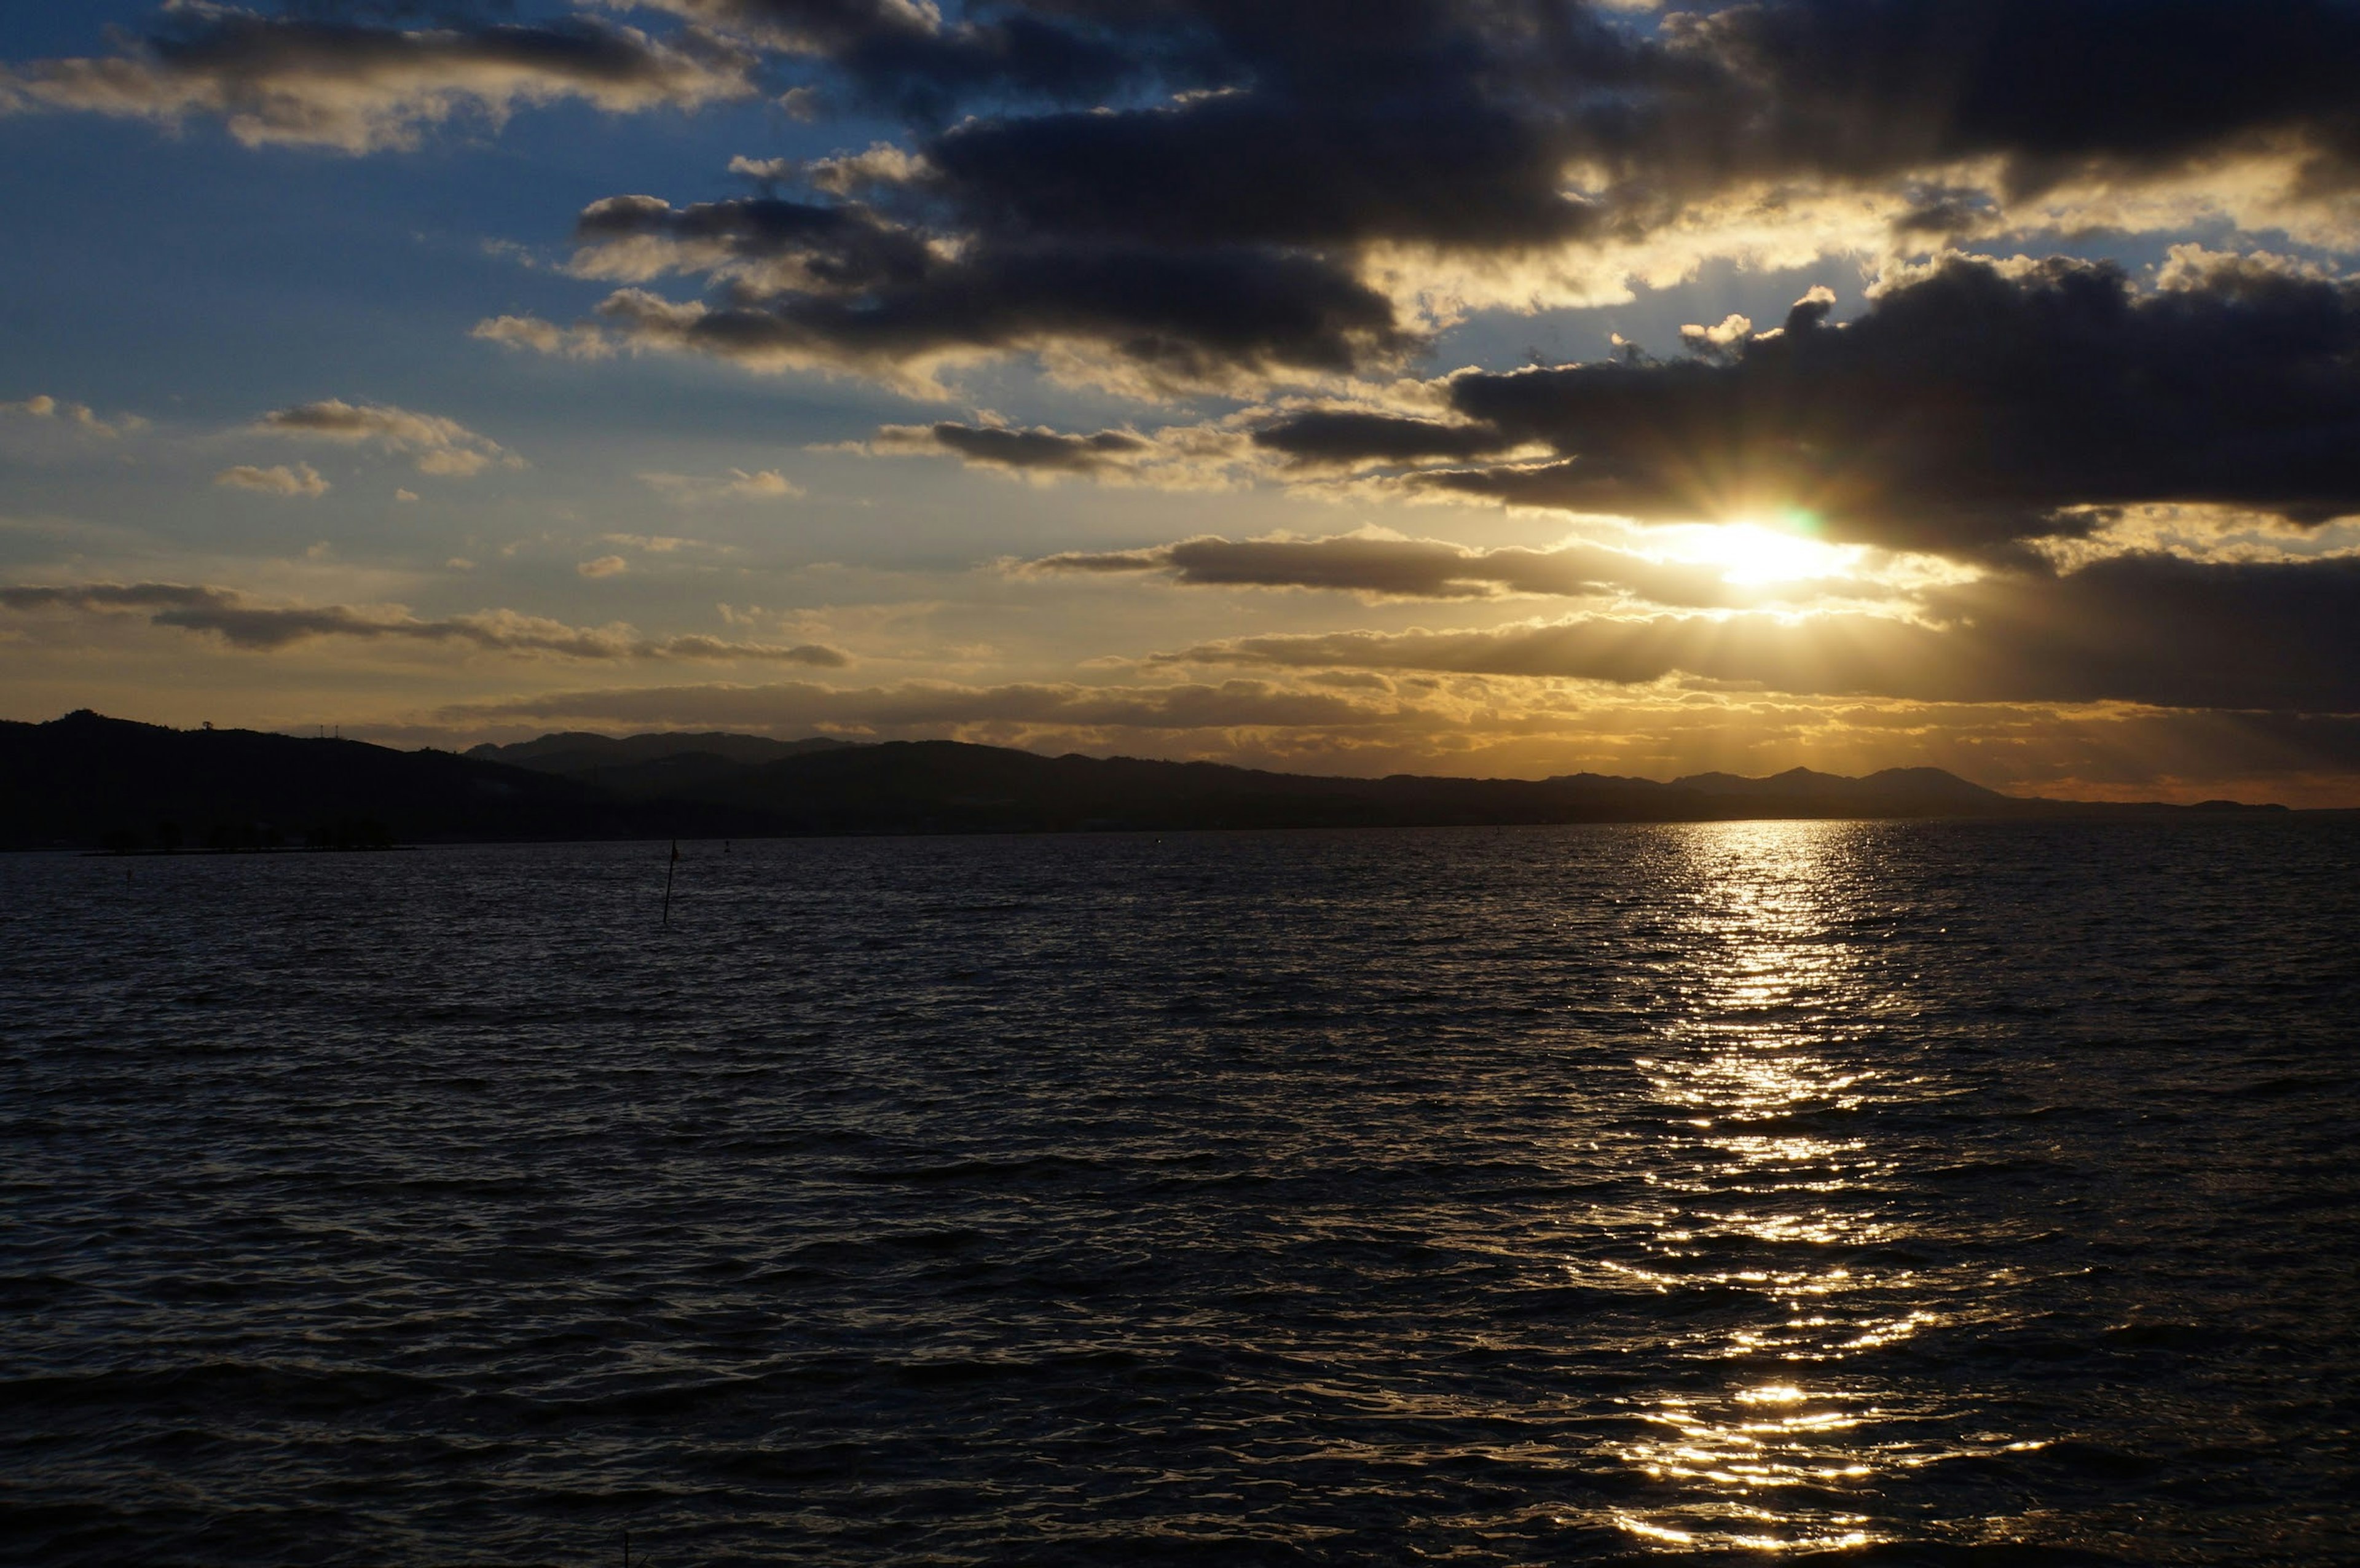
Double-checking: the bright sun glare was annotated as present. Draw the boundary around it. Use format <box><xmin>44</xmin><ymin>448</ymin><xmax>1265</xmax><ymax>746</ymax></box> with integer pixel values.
<box><xmin>1668</xmin><ymin>517</ymin><xmax>1862</xmax><ymax>586</ymax></box>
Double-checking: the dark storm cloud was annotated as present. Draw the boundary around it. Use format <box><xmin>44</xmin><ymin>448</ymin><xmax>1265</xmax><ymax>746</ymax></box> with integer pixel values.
<box><xmin>417</xmin><ymin>0</ymin><xmax>2360</xmax><ymax>390</ymax></box>
<box><xmin>629</xmin><ymin>0</ymin><xmax>1140</xmax><ymax>115</ymax></box>
<box><xmin>575</xmin><ymin>192</ymin><xmax>938</xmax><ymax>289</ymax></box>
<box><xmin>576</xmin><ymin>195</ymin><xmax>1415</xmax><ymax>384</ymax></box>
<box><xmin>0</xmin><ymin>582</ymin><xmax>848</xmax><ymax>663</ymax></box>
<box><xmin>1243</xmin><ymin>257</ymin><xmax>2360</xmax><ymax>551</ymax></box>
<box><xmin>918</xmin><ymin>85</ymin><xmax>1602</xmax><ymax>251</ymax></box>
<box><xmin>744</xmin><ymin>0</ymin><xmax>2360</xmax><ymax>227</ymax></box>
<box><xmin>1159</xmin><ymin>551</ymin><xmax>2360</xmax><ymax>712</ymax></box>
<box><xmin>1940</xmin><ymin>549</ymin><xmax>2360</xmax><ymax>710</ymax></box>
<box><xmin>719</xmin><ymin>0</ymin><xmax>2360</xmax><ymax>248</ymax></box>
<box><xmin>902</xmin><ymin>422</ymin><xmax>1149</xmax><ymax>473</ymax></box>
<box><xmin>1680</xmin><ymin>0</ymin><xmax>2360</xmax><ymax>195</ymax></box>
<box><xmin>597</xmin><ymin>2</ymin><xmax>1637</xmax><ymax>384</ymax></box>
<box><xmin>20</xmin><ymin>1</ymin><xmax>2360</xmax><ymax>221</ymax></box>
<box><xmin>0</xmin><ymin>7</ymin><xmax>754</xmax><ymax>151</ymax></box>
<box><xmin>1250</xmin><ymin>411</ymin><xmax>1511</xmax><ymax>468</ymax></box>
<box><xmin>943</xmin><ymin>254</ymin><xmax>2360</xmax><ymax>553</ymax></box>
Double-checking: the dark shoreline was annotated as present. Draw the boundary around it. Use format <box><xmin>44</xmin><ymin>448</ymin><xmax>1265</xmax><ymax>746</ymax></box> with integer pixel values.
<box><xmin>5</xmin><ymin>708</ymin><xmax>2332</xmax><ymax>853</ymax></box>
<box><xmin>58</xmin><ymin>809</ymin><xmax>2354</xmax><ymax>860</ymax></box>
<box><xmin>84</xmin><ymin>844</ymin><xmax>422</xmax><ymax>857</ymax></box>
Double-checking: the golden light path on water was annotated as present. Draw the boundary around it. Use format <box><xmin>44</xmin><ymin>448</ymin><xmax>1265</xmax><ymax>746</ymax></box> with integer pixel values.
<box><xmin>1596</xmin><ymin>821</ymin><xmax>2037</xmax><ymax>1554</ymax></box>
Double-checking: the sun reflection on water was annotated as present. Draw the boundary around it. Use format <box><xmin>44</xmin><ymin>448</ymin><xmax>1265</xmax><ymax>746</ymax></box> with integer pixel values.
<box><xmin>1597</xmin><ymin>820</ymin><xmax>2012</xmax><ymax>1554</ymax></box>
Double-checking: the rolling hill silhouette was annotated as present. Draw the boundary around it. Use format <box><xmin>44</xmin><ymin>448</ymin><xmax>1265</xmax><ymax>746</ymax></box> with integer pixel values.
<box><xmin>0</xmin><ymin>710</ymin><xmax>2289</xmax><ymax>850</ymax></box>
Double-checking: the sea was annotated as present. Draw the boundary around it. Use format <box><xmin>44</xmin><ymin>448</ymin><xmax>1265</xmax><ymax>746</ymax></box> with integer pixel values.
<box><xmin>4</xmin><ymin>818</ymin><xmax>2357</xmax><ymax>1566</ymax></box>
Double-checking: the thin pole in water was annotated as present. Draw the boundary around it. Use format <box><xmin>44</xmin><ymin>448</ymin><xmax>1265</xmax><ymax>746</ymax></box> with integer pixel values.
<box><xmin>661</xmin><ymin>839</ymin><xmax>678</xmax><ymax>925</ymax></box>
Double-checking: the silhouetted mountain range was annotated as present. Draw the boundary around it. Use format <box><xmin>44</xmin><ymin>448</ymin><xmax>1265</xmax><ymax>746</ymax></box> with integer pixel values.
<box><xmin>0</xmin><ymin>710</ymin><xmax>2295</xmax><ymax>850</ymax></box>
<box><xmin>467</xmin><ymin>731</ymin><xmax>859</xmax><ymax>801</ymax></box>
<box><xmin>1664</xmin><ymin>765</ymin><xmax>2008</xmax><ymax>806</ymax></box>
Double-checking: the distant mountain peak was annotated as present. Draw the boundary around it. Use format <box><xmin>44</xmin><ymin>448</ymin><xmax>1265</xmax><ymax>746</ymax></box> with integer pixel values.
<box><xmin>1669</xmin><ymin>764</ymin><xmax>2005</xmax><ymax>802</ymax></box>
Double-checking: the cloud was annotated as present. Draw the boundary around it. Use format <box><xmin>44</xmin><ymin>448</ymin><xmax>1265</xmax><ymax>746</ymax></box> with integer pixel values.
<box><xmin>1670</xmin><ymin>0</ymin><xmax>2360</xmax><ymax>207</ymax></box>
<box><xmin>616</xmin><ymin>0</ymin><xmax>1136</xmax><ymax>117</ymax></box>
<box><xmin>449</xmin><ymin>0</ymin><xmax>2360</xmax><ymax>401</ymax></box>
<box><xmin>3</xmin><ymin>393</ymin><xmax>141</xmax><ymax>436</ymax></box>
<box><xmin>635</xmin><ymin>633</ymin><xmax>845</xmax><ymax>664</ymax></box>
<box><xmin>1018</xmin><ymin>528</ymin><xmax>1797</xmax><ymax>608</ymax></box>
<box><xmin>1</xmin><ymin>9</ymin><xmax>755</xmax><ymax>154</ymax></box>
<box><xmin>865</xmin><ymin>417</ymin><xmax>1251</xmax><ymax>487</ymax></box>
<box><xmin>1225</xmin><ymin>256</ymin><xmax>2360</xmax><ymax>554</ymax></box>
<box><xmin>0</xmin><ymin>580</ymin><xmax>848</xmax><ymax>664</ymax></box>
<box><xmin>8</xmin><ymin>581</ymin><xmax>2343</xmax><ymax>793</ymax></box>
<box><xmin>470</xmin><ymin>313</ymin><xmax>616</xmax><ymax>359</ymax></box>
<box><xmin>882</xmin><ymin>421</ymin><xmax>1147</xmax><ymax>475</ymax></box>
<box><xmin>637</xmin><ymin>467</ymin><xmax>804</xmax><ymax>502</ymax></box>
<box><xmin>214</xmin><ymin>462</ymin><xmax>329</xmax><ymax>497</ymax></box>
<box><xmin>437</xmin><ymin>673</ymin><xmax>1406</xmax><ymax>735</ymax></box>
<box><xmin>255</xmin><ymin>399</ymin><xmax>518</xmax><ymax>476</ymax></box>
<box><xmin>506</xmin><ymin>198</ymin><xmax>1416</xmax><ymax>393</ymax></box>
<box><xmin>1154</xmin><ymin>551</ymin><xmax>2360</xmax><ymax>712</ymax></box>
<box><xmin>23</xmin><ymin>3</ymin><xmax>2360</xmax><ymax>396</ymax></box>
<box><xmin>1249</xmin><ymin>410</ymin><xmax>1511</xmax><ymax>469</ymax></box>
<box><xmin>860</xmin><ymin>251</ymin><xmax>2360</xmax><ymax>560</ymax></box>
<box><xmin>577</xmin><ymin>554</ymin><xmax>630</xmax><ymax>578</ymax></box>
<box><xmin>1680</xmin><ymin>313</ymin><xmax>1755</xmax><ymax>354</ymax></box>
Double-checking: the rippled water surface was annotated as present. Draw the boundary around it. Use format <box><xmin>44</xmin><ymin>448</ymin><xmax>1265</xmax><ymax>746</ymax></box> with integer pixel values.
<box><xmin>6</xmin><ymin>820</ymin><xmax>2359</xmax><ymax>1565</ymax></box>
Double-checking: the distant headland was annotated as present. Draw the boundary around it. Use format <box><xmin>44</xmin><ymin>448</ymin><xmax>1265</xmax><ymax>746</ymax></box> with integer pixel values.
<box><xmin>0</xmin><ymin>710</ymin><xmax>2310</xmax><ymax>852</ymax></box>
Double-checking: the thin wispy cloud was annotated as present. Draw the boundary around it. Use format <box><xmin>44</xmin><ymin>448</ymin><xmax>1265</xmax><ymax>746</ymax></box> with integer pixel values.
<box><xmin>3</xmin><ymin>393</ymin><xmax>142</xmax><ymax>437</ymax></box>
<box><xmin>1017</xmin><ymin>528</ymin><xmax>1861</xmax><ymax>609</ymax></box>
<box><xmin>0</xmin><ymin>581</ymin><xmax>848</xmax><ymax>665</ymax></box>
<box><xmin>1154</xmin><ymin>552</ymin><xmax>2360</xmax><ymax>712</ymax></box>
<box><xmin>637</xmin><ymin>468</ymin><xmax>803</xmax><ymax>503</ymax></box>
<box><xmin>215</xmin><ymin>463</ymin><xmax>330</xmax><ymax>498</ymax></box>
<box><xmin>255</xmin><ymin>400</ymin><xmax>520</xmax><ymax>477</ymax></box>
<box><xmin>0</xmin><ymin>9</ymin><xmax>756</xmax><ymax>154</ymax></box>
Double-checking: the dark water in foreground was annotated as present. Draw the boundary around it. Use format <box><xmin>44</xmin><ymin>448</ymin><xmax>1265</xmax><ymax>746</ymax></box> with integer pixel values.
<box><xmin>4</xmin><ymin>820</ymin><xmax>2358</xmax><ymax>1566</ymax></box>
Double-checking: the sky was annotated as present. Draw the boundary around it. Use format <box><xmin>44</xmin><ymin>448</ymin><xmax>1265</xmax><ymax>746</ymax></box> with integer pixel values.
<box><xmin>4</xmin><ymin>1</ymin><xmax>2359</xmax><ymax>804</ymax></box>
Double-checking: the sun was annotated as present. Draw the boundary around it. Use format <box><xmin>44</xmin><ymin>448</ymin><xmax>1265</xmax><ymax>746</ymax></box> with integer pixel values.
<box><xmin>1664</xmin><ymin>514</ymin><xmax>1862</xmax><ymax>586</ymax></box>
